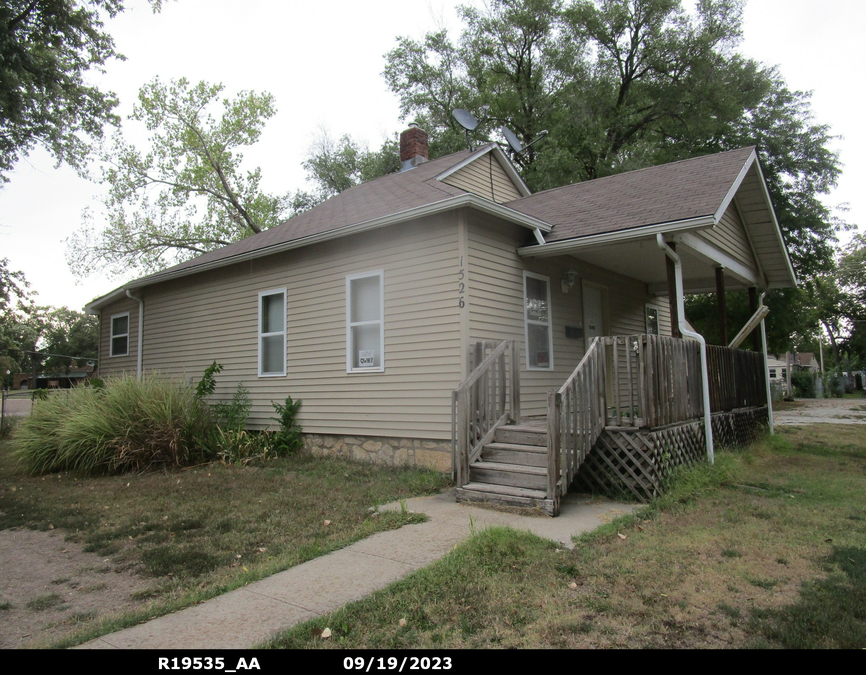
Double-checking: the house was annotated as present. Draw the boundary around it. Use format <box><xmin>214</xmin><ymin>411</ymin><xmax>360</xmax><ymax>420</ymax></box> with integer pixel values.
<box><xmin>87</xmin><ymin>125</ymin><xmax>796</xmax><ymax>513</ymax></box>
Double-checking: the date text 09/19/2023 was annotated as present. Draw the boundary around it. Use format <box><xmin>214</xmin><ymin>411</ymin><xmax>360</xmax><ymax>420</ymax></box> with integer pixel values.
<box><xmin>343</xmin><ymin>657</ymin><xmax>453</xmax><ymax>671</ymax></box>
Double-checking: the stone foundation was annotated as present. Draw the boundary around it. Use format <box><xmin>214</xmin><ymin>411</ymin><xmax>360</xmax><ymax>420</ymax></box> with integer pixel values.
<box><xmin>303</xmin><ymin>433</ymin><xmax>452</xmax><ymax>472</ymax></box>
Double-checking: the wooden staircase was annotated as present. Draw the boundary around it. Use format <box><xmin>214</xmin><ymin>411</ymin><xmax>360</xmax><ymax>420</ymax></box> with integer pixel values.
<box><xmin>456</xmin><ymin>422</ymin><xmax>557</xmax><ymax>515</ymax></box>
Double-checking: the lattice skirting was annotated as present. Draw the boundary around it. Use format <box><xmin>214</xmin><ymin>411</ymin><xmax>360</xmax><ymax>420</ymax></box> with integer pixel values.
<box><xmin>574</xmin><ymin>407</ymin><xmax>768</xmax><ymax>502</ymax></box>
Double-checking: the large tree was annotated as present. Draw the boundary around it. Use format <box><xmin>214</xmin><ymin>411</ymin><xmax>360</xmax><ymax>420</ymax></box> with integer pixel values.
<box><xmin>0</xmin><ymin>257</ymin><xmax>38</xmax><ymax>377</ymax></box>
<box><xmin>66</xmin><ymin>77</ymin><xmax>288</xmax><ymax>277</ymax></box>
<box><xmin>288</xmin><ymin>129</ymin><xmax>400</xmax><ymax>217</ymax></box>
<box><xmin>380</xmin><ymin>0</ymin><xmax>846</xmax><ymax>280</ymax></box>
<box><xmin>0</xmin><ymin>0</ymin><xmax>162</xmax><ymax>183</ymax></box>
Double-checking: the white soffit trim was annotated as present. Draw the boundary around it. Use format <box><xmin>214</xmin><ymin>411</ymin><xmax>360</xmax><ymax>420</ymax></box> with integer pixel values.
<box><xmin>517</xmin><ymin>215</ymin><xmax>715</xmax><ymax>258</ymax></box>
<box><xmin>85</xmin><ymin>193</ymin><xmax>553</xmax><ymax>311</ymax></box>
<box><xmin>672</xmin><ymin>232</ymin><xmax>762</xmax><ymax>288</ymax></box>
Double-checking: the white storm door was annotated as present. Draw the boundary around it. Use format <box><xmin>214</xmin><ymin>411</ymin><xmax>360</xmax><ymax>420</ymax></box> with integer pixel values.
<box><xmin>583</xmin><ymin>284</ymin><xmax>605</xmax><ymax>341</ymax></box>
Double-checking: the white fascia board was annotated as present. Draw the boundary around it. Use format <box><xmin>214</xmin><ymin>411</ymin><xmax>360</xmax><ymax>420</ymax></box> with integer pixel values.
<box><xmin>672</xmin><ymin>232</ymin><xmax>762</xmax><ymax>288</ymax></box>
<box><xmin>517</xmin><ymin>215</ymin><xmax>715</xmax><ymax>258</ymax></box>
<box><xmin>713</xmin><ymin>150</ymin><xmax>757</xmax><ymax>223</ymax></box>
<box><xmin>85</xmin><ymin>194</ymin><xmax>552</xmax><ymax>310</ymax></box>
<box><xmin>751</xmin><ymin>158</ymin><xmax>798</xmax><ymax>288</ymax></box>
<box><xmin>85</xmin><ymin>288</ymin><xmax>128</xmax><ymax>315</ymax></box>
<box><xmin>434</xmin><ymin>143</ymin><xmax>532</xmax><ymax>197</ymax></box>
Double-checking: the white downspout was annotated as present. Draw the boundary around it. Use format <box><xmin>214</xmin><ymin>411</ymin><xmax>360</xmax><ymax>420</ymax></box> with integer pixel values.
<box><xmin>657</xmin><ymin>234</ymin><xmax>714</xmax><ymax>464</ymax></box>
<box><xmin>760</xmin><ymin>292</ymin><xmax>774</xmax><ymax>435</ymax></box>
<box><xmin>126</xmin><ymin>290</ymin><xmax>144</xmax><ymax>378</ymax></box>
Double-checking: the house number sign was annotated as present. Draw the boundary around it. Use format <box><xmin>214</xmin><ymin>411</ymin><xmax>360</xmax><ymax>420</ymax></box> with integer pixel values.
<box><xmin>457</xmin><ymin>256</ymin><xmax>465</xmax><ymax>308</ymax></box>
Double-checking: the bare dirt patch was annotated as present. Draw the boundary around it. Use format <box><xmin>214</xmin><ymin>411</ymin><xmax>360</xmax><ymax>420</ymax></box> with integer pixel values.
<box><xmin>0</xmin><ymin>528</ymin><xmax>151</xmax><ymax>649</ymax></box>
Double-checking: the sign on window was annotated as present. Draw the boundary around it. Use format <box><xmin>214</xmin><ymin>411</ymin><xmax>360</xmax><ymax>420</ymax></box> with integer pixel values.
<box><xmin>358</xmin><ymin>350</ymin><xmax>375</xmax><ymax>367</ymax></box>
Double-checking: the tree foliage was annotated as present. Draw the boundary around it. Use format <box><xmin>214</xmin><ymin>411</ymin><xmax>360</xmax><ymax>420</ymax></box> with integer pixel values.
<box><xmin>66</xmin><ymin>77</ymin><xmax>288</xmax><ymax>277</ymax></box>
<box><xmin>0</xmin><ymin>260</ymin><xmax>96</xmax><ymax>381</ymax></box>
<box><xmin>0</xmin><ymin>0</ymin><xmax>163</xmax><ymax>183</ymax></box>
<box><xmin>380</xmin><ymin>0</ymin><xmax>846</xmax><ymax>279</ymax></box>
<box><xmin>0</xmin><ymin>257</ymin><xmax>37</xmax><ymax>376</ymax></box>
<box><xmin>288</xmin><ymin>129</ymin><xmax>400</xmax><ymax>216</ymax></box>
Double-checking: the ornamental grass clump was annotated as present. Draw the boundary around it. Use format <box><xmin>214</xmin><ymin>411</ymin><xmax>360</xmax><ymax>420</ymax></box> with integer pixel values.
<box><xmin>14</xmin><ymin>374</ymin><xmax>216</xmax><ymax>475</ymax></box>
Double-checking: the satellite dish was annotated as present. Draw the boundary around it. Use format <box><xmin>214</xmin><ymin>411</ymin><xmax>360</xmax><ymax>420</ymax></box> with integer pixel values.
<box><xmin>501</xmin><ymin>126</ymin><xmax>549</xmax><ymax>155</ymax></box>
<box><xmin>452</xmin><ymin>109</ymin><xmax>479</xmax><ymax>131</ymax></box>
<box><xmin>501</xmin><ymin>126</ymin><xmax>523</xmax><ymax>153</ymax></box>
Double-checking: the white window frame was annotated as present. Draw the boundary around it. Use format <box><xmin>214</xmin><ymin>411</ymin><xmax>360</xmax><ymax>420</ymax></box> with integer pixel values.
<box><xmin>523</xmin><ymin>271</ymin><xmax>554</xmax><ymax>370</ymax></box>
<box><xmin>258</xmin><ymin>288</ymin><xmax>287</xmax><ymax>377</ymax></box>
<box><xmin>346</xmin><ymin>270</ymin><xmax>385</xmax><ymax>373</ymax></box>
<box><xmin>109</xmin><ymin>312</ymin><xmax>130</xmax><ymax>357</ymax></box>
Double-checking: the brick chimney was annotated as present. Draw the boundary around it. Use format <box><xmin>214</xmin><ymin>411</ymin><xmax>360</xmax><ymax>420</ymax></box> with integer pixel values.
<box><xmin>399</xmin><ymin>124</ymin><xmax>429</xmax><ymax>172</ymax></box>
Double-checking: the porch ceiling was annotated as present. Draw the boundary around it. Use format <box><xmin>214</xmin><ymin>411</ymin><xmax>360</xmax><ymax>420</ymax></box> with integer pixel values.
<box><xmin>562</xmin><ymin>235</ymin><xmax>755</xmax><ymax>296</ymax></box>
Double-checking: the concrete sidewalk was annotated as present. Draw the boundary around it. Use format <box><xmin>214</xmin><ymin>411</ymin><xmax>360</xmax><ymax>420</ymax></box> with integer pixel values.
<box><xmin>77</xmin><ymin>490</ymin><xmax>636</xmax><ymax>650</ymax></box>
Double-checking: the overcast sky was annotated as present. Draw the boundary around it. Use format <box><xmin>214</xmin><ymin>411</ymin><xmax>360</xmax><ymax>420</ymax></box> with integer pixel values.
<box><xmin>1</xmin><ymin>0</ymin><xmax>862</xmax><ymax>312</ymax></box>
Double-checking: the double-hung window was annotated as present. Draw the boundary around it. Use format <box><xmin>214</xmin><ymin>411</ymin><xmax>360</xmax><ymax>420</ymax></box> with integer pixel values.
<box><xmin>347</xmin><ymin>270</ymin><xmax>384</xmax><ymax>372</ymax></box>
<box><xmin>110</xmin><ymin>313</ymin><xmax>129</xmax><ymax>357</ymax></box>
<box><xmin>524</xmin><ymin>271</ymin><xmax>553</xmax><ymax>370</ymax></box>
<box><xmin>259</xmin><ymin>289</ymin><xmax>286</xmax><ymax>377</ymax></box>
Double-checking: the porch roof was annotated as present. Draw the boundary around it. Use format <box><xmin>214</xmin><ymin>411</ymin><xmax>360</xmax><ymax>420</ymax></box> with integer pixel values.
<box><xmin>514</xmin><ymin>148</ymin><xmax>797</xmax><ymax>293</ymax></box>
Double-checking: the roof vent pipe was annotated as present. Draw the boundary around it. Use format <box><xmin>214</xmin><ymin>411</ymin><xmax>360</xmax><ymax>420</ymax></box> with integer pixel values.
<box><xmin>656</xmin><ymin>234</ymin><xmax>714</xmax><ymax>464</ymax></box>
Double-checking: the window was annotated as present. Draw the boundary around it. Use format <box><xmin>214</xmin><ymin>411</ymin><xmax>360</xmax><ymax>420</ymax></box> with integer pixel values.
<box><xmin>259</xmin><ymin>289</ymin><xmax>286</xmax><ymax>377</ymax></box>
<box><xmin>110</xmin><ymin>313</ymin><xmax>129</xmax><ymax>357</ymax></box>
<box><xmin>524</xmin><ymin>271</ymin><xmax>553</xmax><ymax>370</ymax></box>
<box><xmin>347</xmin><ymin>271</ymin><xmax>384</xmax><ymax>372</ymax></box>
<box><xmin>646</xmin><ymin>305</ymin><xmax>659</xmax><ymax>335</ymax></box>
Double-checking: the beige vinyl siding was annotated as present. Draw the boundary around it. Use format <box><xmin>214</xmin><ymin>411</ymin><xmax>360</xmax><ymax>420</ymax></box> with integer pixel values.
<box><xmin>128</xmin><ymin>215</ymin><xmax>462</xmax><ymax>439</ymax></box>
<box><xmin>441</xmin><ymin>153</ymin><xmax>523</xmax><ymax>203</ymax></box>
<box><xmin>467</xmin><ymin>215</ymin><xmax>669</xmax><ymax>416</ymax></box>
<box><xmin>99</xmin><ymin>296</ymin><xmax>139</xmax><ymax>376</ymax></box>
<box><xmin>698</xmin><ymin>203</ymin><xmax>759</xmax><ymax>275</ymax></box>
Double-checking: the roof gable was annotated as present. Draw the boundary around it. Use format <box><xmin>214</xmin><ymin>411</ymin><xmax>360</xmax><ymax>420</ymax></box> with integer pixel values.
<box><xmin>506</xmin><ymin>147</ymin><xmax>757</xmax><ymax>241</ymax></box>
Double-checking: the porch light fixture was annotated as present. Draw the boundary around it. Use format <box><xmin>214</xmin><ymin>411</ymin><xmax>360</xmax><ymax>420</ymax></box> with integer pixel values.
<box><xmin>561</xmin><ymin>270</ymin><xmax>578</xmax><ymax>293</ymax></box>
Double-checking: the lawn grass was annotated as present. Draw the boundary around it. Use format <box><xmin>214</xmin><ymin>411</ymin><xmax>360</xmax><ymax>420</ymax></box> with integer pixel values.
<box><xmin>0</xmin><ymin>443</ymin><xmax>450</xmax><ymax>646</ymax></box>
<box><xmin>267</xmin><ymin>424</ymin><xmax>866</xmax><ymax>649</ymax></box>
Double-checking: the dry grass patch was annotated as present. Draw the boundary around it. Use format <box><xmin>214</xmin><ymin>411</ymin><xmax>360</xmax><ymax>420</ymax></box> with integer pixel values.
<box><xmin>267</xmin><ymin>425</ymin><xmax>866</xmax><ymax>649</ymax></box>
<box><xmin>0</xmin><ymin>442</ymin><xmax>450</xmax><ymax>647</ymax></box>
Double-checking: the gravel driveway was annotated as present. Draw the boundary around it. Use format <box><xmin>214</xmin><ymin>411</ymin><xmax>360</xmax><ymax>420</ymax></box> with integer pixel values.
<box><xmin>773</xmin><ymin>396</ymin><xmax>866</xmax><ymax>425</ymax></box>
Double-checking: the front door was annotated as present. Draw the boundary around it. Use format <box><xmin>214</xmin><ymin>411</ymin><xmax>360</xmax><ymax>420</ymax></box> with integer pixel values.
<box><xmin>583</xmin><ymin>283</ymin><xmax>605</xmax><ymax>342</ymax></box>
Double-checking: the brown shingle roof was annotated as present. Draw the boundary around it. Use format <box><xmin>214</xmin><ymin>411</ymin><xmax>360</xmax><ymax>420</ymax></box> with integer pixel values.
<box><xmin>506</xmin><ymin>147</ymin><xmax>755</xmax><ymax>243</ymax></box>
<box><xmin>134</xmin><ymin>150</ymin><xmax>477</xmax><ymax>284</ymax></box>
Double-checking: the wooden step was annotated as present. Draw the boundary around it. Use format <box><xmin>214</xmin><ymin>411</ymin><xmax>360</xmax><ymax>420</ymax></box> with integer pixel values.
<box><xmin>482</xmin><ymin>442</ymin><xmax>547</xmax><ymax>467</ymax></box>
<box><xmin>494</xmin><ymin>425</ymin><xmax>548</xmax><ymax>446</ymax></box>
<box><xmin>470</xmin><ymin>461</ymin><xmax>547</xmax><ymax>490</ymax></box>
<box><xmin>457</xmin><ymin>482</ymin><xmax>555</xmax><ymax>516</ymax></box>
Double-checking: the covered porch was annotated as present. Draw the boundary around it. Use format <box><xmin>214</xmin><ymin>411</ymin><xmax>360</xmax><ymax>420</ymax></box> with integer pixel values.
<box><xmin>453</xmin><ymin>148</ymin><xmax>796</xmax><ymax>515</ymax></box>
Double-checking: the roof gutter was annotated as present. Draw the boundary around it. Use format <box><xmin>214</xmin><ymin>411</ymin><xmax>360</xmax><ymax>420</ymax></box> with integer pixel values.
<box><xmin>126</xmin><ymin>290</ymin><xmax>144</xmax><ymax>378</ymax></box>
<box><xmin>86</xmin><ymin>194</ymin><xmax>552</xmax><ymax>312</ymax></box>
<box><xmin>656</xmin><ymin>234</ymin><xmax>714</xmax><ymax>465</ymax></box>
<box><xmin>518</xmin><ymin>215</ymin><xmax>715</xmax><ymax>258</ymax></box>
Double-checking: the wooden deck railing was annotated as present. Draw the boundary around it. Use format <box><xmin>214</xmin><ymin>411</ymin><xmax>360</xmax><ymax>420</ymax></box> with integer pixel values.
<box><xmin>549</xmin><ymin>335</ymin><xmax>768</xmax><ymax>497</ymax></box>
<box><xmin>549</xmin><ymin>337</ymin><xmax>606</xmax><ymax>499</ymax></box>
<box><xmin>451</xmin><ymin>340</ymin><xmax>520</xmax><ymax>487</ymax></box>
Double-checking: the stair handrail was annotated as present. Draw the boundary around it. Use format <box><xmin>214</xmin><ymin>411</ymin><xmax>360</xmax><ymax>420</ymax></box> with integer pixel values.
<box><xmin>549</xmin><ymin>336</ymin><xmax>607</xmax><ymax>502</ymax></box>
<box><xmin>452</xmin><ymin>340</ymin><xmax>519</xmax><ymax>488</ymax></box>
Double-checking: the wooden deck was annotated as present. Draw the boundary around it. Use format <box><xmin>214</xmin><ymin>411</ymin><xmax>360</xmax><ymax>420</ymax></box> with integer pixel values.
<box><xmin>453</xmin><ymin>336</ymin><xmax>770</xmax><ymax>514</ymax></box>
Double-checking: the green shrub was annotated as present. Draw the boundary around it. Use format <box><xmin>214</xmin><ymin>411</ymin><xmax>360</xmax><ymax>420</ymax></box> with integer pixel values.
<box><xmin>14</xmin><ymin>374</ymin><xmax>216</xmax><ymax>475</ymax></box>
<box><xmin>271</xmin><ymin>395</ymin><xmax>303</xmax><ymax>455</ymax></box>
<box><xmin>792</xmin><ymin>370</ymin><xmax>816</xmax><ymax>398</ymax></box>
